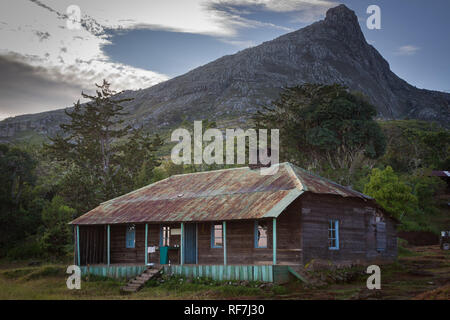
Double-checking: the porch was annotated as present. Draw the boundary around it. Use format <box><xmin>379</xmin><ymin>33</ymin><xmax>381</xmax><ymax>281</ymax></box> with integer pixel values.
<box><xmin>74</xmin><ymin>206</ymin><xmax>303</xmax><ymax>282</ymax></box>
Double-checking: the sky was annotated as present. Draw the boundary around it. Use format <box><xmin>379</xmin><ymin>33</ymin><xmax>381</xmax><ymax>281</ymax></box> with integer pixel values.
<box><xmin>0</xmin><ymin>0</ymin><xmax>449</xmax><ymax>120</ymax></box>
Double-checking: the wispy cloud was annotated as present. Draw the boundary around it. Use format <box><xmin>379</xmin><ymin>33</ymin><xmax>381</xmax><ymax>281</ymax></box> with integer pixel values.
<box><xmin>0</xmin><ymin>0</ymin><xmax>172</xmax><ymax>118</ymax></box>
<box><xmin>206</xmin><ymin>0</ymin><xmax>338</xmax><ymax>25</ymax></box>
<box><xmin>394</xmin><ymin>45</ymin><xmax>420</xmax><ymax>56</ymax></box>
<box><xmin>0</xmin><ymin>0</ymin><xmax>340</xmax><ymax>118</ymax></box>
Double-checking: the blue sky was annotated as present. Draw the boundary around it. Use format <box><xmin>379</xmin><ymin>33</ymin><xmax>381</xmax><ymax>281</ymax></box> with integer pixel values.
<box><xmin>0</xmin><ymin>0</ymin><xmax>449</xmax><ymax>119</ymax></box>
<box><xmin>104</xmin><ymin>0</ymin><xmax>450</xmax><ymax>91</ymax></box>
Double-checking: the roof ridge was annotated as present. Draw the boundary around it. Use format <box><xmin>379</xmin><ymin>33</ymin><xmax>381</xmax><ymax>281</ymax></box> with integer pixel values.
<box><xmin>287</xmin><ymin>162</ymin><xmax>372</xmax><ymax>199</ymax></box>
<box><xmin>284</xmin><ymin>162</ymin><xmax>307</xmax><ymax>191</ymax></box>
<box><xmin>169</xmin><ymin>164</ymin><xmax>248</xmax><ymax>178</ymax></box>
<box><xmin>169</xmin><ymin>162</ymin><xmax>290</xmax><ymax>178</ymax></box>
<box><xmin>109</xmin><ymin>188</ymin><xmax>297</xmax><ymax>202</ymax></box>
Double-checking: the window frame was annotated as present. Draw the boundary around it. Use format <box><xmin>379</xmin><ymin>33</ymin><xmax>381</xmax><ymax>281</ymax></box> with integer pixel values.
<box><xmin>376</xmin><ymin>221</ymin><xmax>386</xmax><ymax>252</ymax></box>
<box><xmin>328</xmin><ymin>220</ymin><xmax>339</xmax><ymax>250</ymax></box>
<box><xmin>125</xmin><ymin>224</ymin><xmax>136</xmax><ymax>249</ymax></box>
<box><xmin>211</xmin><ymin>223</ymin><xmax>223</xmax><ymax>248</ymax></box>
<box><xmin>254</xmin><ymin>221</ymin><xmax>268</xmax><ymax>249</ymax></box>
<box><xmin>159</xmin><ymin>225</ymin><xmax>171</xmax><ymax>247</ymax></box>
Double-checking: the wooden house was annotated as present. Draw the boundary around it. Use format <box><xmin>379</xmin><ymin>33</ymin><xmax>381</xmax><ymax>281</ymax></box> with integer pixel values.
<box><xmin>70</xmin><ymin>162</ymin><xmax>397</xmax><ymax>282</ymax></box>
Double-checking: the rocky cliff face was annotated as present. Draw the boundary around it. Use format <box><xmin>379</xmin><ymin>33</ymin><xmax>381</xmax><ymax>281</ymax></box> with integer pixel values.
<box><xmin>1</xmin><ymin>4</ymin><xmax>448</xmax><ymax>140</ymax></box>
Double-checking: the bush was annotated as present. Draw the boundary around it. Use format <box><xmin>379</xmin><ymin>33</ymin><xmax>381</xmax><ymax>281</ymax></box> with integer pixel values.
<box><xmin>40</xmin><ymin>196</ymin><xmax>76</xmax><ymax>258</ymax></box>
<box><xmin>364</xmin><ymin>166</ymin><xmax>418</xmax><ymax>220</ymax></box>
<box><xmin>6</xmin><ymin>238</ymin><xmax>43</xmax><ymax>260</ymax></box>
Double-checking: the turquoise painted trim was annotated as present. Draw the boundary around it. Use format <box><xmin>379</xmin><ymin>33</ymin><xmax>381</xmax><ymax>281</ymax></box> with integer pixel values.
<box><xmin>263</xmin><ymin>189</ymin><xmax>303</xmax><ymax>218</ymax></box>
<box><xmin>107</xmin><ymin>225</ymin><xmax>110</xmax><ymax>266</ymax></box>
<box><xmin>145</xmin><ymin>223</ymin><xmax>148</xmax><ymax>265</ymax></box>
<box><xmin>163</xmin><ymin>265</ymin><xmax>274</xmax><ymax>282</ymax></box>
<box><xmin>80</xmin><ymin>265</ymin><xmax>147</xmax><ymax>279</ymax></box>
<box><xmin>287</xmin><ymin>266</ymin><xmax>308</xmax><ymax>283</ymax></box>
<box><xmin>125</xmin><ymin>225</ymin><xmax>135</xmax><ymax>248</ymax></box>
<box><xmin>223</xmin><ymin>221</ymin><xmax>227</xmax><ymax>265</ymax></box>
<box><xmin>328</xmin><ymin>220</ymin><xmax>339</xmax><ymax>250</ymax></box>
<box><xmin>273</xmin><ymin>218</ymin><xmax>277</xmax><ymax>265</ymax></box>
<box><xmin>336</xmin><ymin>220</ymin><xmax>339</xmax><ymax>249</ymax></box>
<box><xmin>76</xmin><ymin>225</ymin><xmax>80</xmax><ymax>266</ymax></box>
<box><xmin>181</xmin><ymin>222</ymin><xmax>184</xmax><ymax>265</ymax></box>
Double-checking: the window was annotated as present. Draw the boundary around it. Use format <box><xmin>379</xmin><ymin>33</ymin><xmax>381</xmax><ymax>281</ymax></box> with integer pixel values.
<box><xmin>126</xmin><ymin>224</ymin><xmax>135</xmax><ymax>248</ymax></box>
<box><xmin>211</xmin><ymin>223</ymin><xmax>223</xmax><ymax>248</ymax></box>
<box><xmin>254</xmin><ymin>221</ymin><xmax>268</xmax><ymax>248</ymax></box>
<box><xmin>328</xmin><ymin>220</ymin><xmax>339</xmax><ymax>250</ymax></box>
<box><xmin>160</xmin><ymin>226</ymin><xmax>171</xmax><ymax>246</ymax></box>
<box><xmin>376</xmin><ymin>221</ymin><xmax>386</xmax><ymax>252</ymax></box>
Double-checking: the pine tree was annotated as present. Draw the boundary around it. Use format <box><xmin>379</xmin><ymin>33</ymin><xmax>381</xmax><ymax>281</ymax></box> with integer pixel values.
<box><xmin>45</xmin><ymin>80</ymin><xmax>162</xmax><ymax>211</ymax></box>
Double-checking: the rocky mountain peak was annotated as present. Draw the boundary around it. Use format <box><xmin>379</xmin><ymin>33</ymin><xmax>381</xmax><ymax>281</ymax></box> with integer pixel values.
<box><xmin>325</xmin><ymin>4</ymin><xmax>358</xmax><ymax>25</ymax></box>
<box><xmin>0</xmin><ymin>4</ymin><xmax>448</xmax><ymax>141</ymax></box>
<box><xmin>322</xmin><ymin>4</ymin><xmax>365</xmax><ymax>44</ymax></box>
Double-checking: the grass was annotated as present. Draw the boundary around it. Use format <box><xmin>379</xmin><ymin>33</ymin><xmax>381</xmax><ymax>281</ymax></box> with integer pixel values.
<box><xmin>0</xmin><ymin>245</ymin><xmax>448</xmax><ymax>300</ymax></box>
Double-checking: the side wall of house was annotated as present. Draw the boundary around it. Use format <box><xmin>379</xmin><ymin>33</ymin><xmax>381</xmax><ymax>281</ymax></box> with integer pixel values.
<box><xmin>300</xmin><ymin>193</ymin><xmax>397</xmax><ymax>265</ymax></box>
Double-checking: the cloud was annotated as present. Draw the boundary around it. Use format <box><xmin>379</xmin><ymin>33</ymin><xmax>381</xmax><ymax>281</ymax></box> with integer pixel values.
<box><xmin>0</xmin><ymin>0</ymin><xmax>170</xmax><ymax>118</ymax></box>
<box><xmin>394</xmin><ymin>45</ymin><xmax>420</xmax><ymax>56</ymax></box>
<box><xmin>0</xmin><ymin>0</ymin><xmax>339</xmax><ymax>118</ymax></box>
<box><xmin>0</xmin><ymin>54</ymin><xmax>83</xmax><ymax>119</ymax></box>
<box><xmin>206</xmin><ymin>0</ymin><xmax>338</xmax><ymax>24</ymax></box>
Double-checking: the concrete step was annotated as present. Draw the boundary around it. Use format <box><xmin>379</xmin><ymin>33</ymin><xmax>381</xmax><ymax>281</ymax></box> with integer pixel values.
<box><xmin>120</xmin><ymin>267</ymin><xmax>162</xmax><ymax>295</ymax></box>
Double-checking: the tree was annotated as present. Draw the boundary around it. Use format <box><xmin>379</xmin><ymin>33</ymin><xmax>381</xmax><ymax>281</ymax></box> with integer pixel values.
<box><xmin>380</xmin><ymin>120</ymin><xmax>450</xmax><ymax>173</ymax></box>
<box><xmin>45</xmin><ymin>80</ymin><xmax>162</xmax><ymax>213</ymax></box>
<box><xmin>0</xmin><ymin>144</ymin><xmax>37</xmax><ymax>205</ymax></box>
<box><xmin>364</xmin><ymin>166</ymin><xmax>418</xmax><ymax>221</ymax></box>
<box><xmin>255</xmin><ymin>84</ymin><xmax>386</xmax><ymax>183</ymax></box>
<box><xmin>46</xmin><ymin>80</ymin><xmax>132</xmax><ymax>199</ymax></box>
<box><xmin>40</xmin><ymin>196</ymin><xmax>76</xmax><ymax>258</ymax></box>
<box><xmin>0</xmin><ymin>144</ymin><xmax>39</xmax><ymax>256</ymax></box>
<box><xmin>117</xmin><ymin>128</ymin><xmax>163</xmax><ymax>190</ymax></box>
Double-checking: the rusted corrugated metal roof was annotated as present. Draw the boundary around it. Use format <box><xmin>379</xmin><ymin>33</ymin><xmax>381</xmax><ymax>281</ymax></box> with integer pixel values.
<box><xmin>70</xmin><ymin>162</ymin><xmax>372</xmax><ymax>225</ymax></box>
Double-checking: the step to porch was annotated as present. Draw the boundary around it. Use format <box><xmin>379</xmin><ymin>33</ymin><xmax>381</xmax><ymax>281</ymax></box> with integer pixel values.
<box><xmin>120</xmin><ymin>266</ymin><xmax>162</xmax><ymax>294</ymax></box>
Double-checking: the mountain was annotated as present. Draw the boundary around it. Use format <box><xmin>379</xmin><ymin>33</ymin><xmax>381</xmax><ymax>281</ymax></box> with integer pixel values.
<box><xmin>1</xmin><ymin>4</ymin><xmax>449</xmax><ymax>141</ymax></box>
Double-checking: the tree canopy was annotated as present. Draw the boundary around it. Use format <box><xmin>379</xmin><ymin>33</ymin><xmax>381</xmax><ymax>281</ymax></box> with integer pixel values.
<box><xmin>45</xmin><ymin>80</ymin><xmax>162</xmax><ymax>213</ymax></box>
<box><xmin>255</xmin><ymin>84</ymin><xmax>386</xmax><ymax>183</ymax></box>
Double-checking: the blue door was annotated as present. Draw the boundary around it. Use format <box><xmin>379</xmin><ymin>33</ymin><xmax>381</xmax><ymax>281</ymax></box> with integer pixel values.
<box><xmin>184</xmin><ymin>224</ymin><xmax>197</xmax><ymax>264</ymax></box>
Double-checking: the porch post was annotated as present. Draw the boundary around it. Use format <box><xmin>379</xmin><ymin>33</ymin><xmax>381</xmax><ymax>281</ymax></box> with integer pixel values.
<box><xmin>107</xmin><ymin>224</ymin><xmax>110</xmax><ymax>266</ymax></box>
<box><xmin>181</xmin><ymin>222</ymin><xmax>184</xmax><ymax>265</ymax></box>
<box><xmin>145</xmin><ymin>223</ymin><xmax>148</xmax><ymax>265</ymax></box>
<box><xmin>76</xmin><ymin>225</ymin><xmax>80</xmax><ymax>266</ymax></box>
<box><xmin>223</xmin><ymin>221</ymin><xmax>227</xmax><ymax>265</ymax></box>
<box><xmin>273</xmin><ymin>218</ymin><xmax>277</xmax><ymax>265</ymax></box>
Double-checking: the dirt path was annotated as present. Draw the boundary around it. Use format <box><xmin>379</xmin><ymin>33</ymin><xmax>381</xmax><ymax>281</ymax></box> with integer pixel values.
<box><xmin>272</xmin><ymin>245</ymin><xmax>449</xmax><ymax>300</ymax></box>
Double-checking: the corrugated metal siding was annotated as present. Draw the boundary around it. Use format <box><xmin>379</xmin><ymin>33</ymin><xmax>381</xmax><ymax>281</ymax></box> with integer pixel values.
<box><xmin>163</xmin><ymin>265</ymin><xmax>274</xmax><ymax>282</ymax></box>
<box><xmin>71</xmin><ymin>162</ymin><xmax>372</xmax><ymax>225</ymax></box>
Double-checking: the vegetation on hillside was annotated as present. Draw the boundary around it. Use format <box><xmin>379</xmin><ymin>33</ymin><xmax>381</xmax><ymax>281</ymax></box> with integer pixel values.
<box><xmin>0</xmin><ymin>82</ymin><xmax>448</xmax><ymax>260</ymax></box>
<box><xmin>255</xmin><ymin>84</ymin><xmax>448</xmax><ymax>233</ymax></box>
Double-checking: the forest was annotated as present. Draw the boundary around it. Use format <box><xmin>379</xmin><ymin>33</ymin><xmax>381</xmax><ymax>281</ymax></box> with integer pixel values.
<box><xmin>0</xmin><ymin>81</ymin><xmax>448</xmax><ymax>261</ymax></box>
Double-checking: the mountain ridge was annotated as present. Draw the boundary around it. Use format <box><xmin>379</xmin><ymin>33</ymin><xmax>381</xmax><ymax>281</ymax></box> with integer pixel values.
<box><xmin>1</xmin><ymin>4</ymin><xmax>449</xmax><ymax>140</ymax></box>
